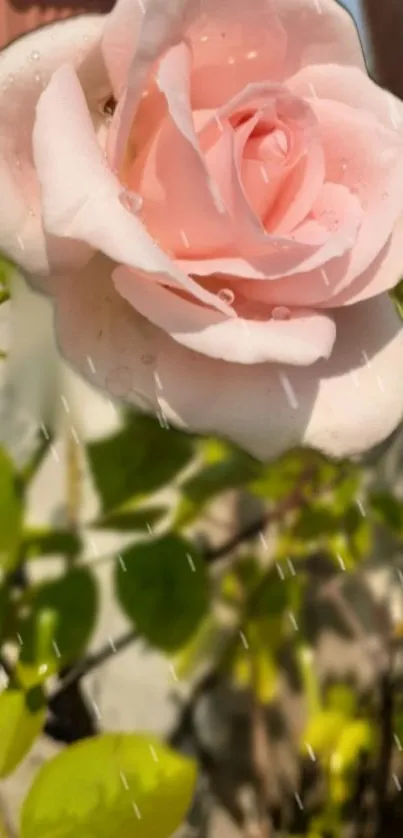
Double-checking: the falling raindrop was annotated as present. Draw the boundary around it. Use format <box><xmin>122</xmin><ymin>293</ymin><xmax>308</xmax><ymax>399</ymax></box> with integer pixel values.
<box><xmin>132</xmin><ymin>803</ymin><xmax>142</xmax><ymax>820</ymax></box>
<box><xmin>119</xmin><ymin>190</ymin><xmax>143</xmax><ymax>214</ymax></box>
<box><xmin>120</xmin><ymin>771</ymin><xmax>129</xmax><ymax>789</ymax></box>
<box><xmin>217</xmin><ymin>288</ymin><xmax>235</xmax><ymax>305</ymax></box>
<box><xmin>278</xmin><ymin>370</ymin><xmax>299</xmax><ymax>409</ymax></box>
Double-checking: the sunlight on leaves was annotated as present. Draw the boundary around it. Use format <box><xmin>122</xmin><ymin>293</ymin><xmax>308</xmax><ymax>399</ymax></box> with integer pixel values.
<box><xmin>21</xmin><ymin>733</ymin><xmax>197</xmax><ymax>838</ymax></box>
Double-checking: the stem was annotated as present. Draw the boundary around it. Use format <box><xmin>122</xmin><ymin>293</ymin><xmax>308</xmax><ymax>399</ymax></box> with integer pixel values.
<box><xmin>65</xmin><ymin>428</ymin><xmax>82</xmax><ymax>539</ymax></box>
<box><xmin>372</xmin><ymin>657</ymin><xmax>395</xmax><ymax>838</ymax></box>
<box><xmin>20</xmin><ymin>427</ymin><xmax>52</xmax><ymax>487</ymax></box>
<box><xmin>206</xmin><ymin>466</ymin><xmax>316</xmax><ymax>562</ymax></box>
<box><xmin>49</xmin><ymin>629</ymin><xmax>137</xmax><ymax>702</ymax></box>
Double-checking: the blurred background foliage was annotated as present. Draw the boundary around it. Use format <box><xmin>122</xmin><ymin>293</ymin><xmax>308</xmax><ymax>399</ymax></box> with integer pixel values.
<box><xmin>0</xmin><ymin>260</ymin><xmax>403</xmax><ymax>838</ymax></box>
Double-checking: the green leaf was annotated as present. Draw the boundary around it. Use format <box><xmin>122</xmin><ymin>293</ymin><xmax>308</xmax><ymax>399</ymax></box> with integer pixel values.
<box><xmin>0</xmin><ymin>447</ymin><xmax>23</xmax><ymax>572</ymax></box>
<box><xmin>115</xmin><ymin>535</ymin><xmax>209</xmax><ymax>652</ymax></box>
<box><xmin>173</xmin><ymin>612</ymin><xmax>229</xmax><ymax>680</ymax></box>
<box><xmin>176</xmin><ymin>452</ymin><xmax>260</xmax><ymax>527</ymax></box>
<box><xmin>0</xmin><ymin>687</ymin><xmax>46</xmax><ymax>778</ymax></box>
<box><xmin>21</xmin><ymin>528</ymin><xmax>81</xmax><ymax>561</ymax></box>
<box><xmin>370</xmin><ymin>491</ymin><xmax>403</xmax><ymax>534</ymax></box>
<box><xmin>249</xmin><ymin>448</ymin><xmax>321</xmax><ymax>502</ymax></box>
<box><xmin>87</xmin><ymin>413</ymin><xmax>193</xmax><ymax>513</ymax></box>
<box><xmin>21</xmin><ymin>733</ymin><xmax>197</xmax><ymax>838</ymax></box>
<box><xmin>293</xmin><ymin>506</ymin><xmax>340</xmax><ymax>541</ymax></box>
<box><xmin>18</xmin><ymin>567</ymin><xmax>98</xmax><ymax>686</ymax></box>
<box><xmin>252</xmin><ymin>568</ymin><xmax>290</xmax><ymax>619</ymax></box>
<box><xmin>0</xmin><ymin>581</ymin><xmax>11</xmax><ymax>642</ymax></box>
<box><xmin>92</xmin><ymin>505</ymin><xmax>165</xmax><ymax>532</ymax></box>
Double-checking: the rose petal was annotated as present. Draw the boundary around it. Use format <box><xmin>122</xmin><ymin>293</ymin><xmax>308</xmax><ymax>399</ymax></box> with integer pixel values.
<box><xmin>275</xmin><ymin>0</ymin><xmax>366</xmax><ymax>76</ymax></box>
<box><xmin>308</xmin><ymin>98</ymin><xmax>403</xmax><ymax>287</ymax></box>
<box><xmin>289</xmin><ymin>63</ymin><xmax>403</xmax><ymax>133</ymax></box>
<box><xmin>156</xmin><ymin>295</ymin><xmax>403</xmax><ymax>460</ymax></box>
<box><xmin>52</xmin><ymin>254</ymin><xmax>403</xmax><ymax>461</ymax></box>
<box><xmin>52</xmin><ymin>254</ymin><xmax>163</xmax><ymax>411</ymax></box>
<box><xmin>321</xmin><ymin>216</ymin><xmax>403</xmax><ymax>307</ymax></box>
<box><xmin>32</xmin><ymin>63</ymin><xmax>234</xmax><ymax>316</ymax></box>
<box><xmin>188</xmin><ymin>0</ymin><xmax>287</xmax><ymax>108</ymax></box>
<box><xmin>177</xmin><ymin>182</ymin><xmax>362</xmax><ymax>287</ymax></box>
<box><xmin>113</xmin><ymin>265</ymin><xmax>336</xmax><ymax>365</ymax></box>
<box><xmin>0</xmin><ymin>14</ymin><xmax>105</xmax><ymax>276</ymax></box>
<box><xmin>127</xmin><ymin>41</ymin><xmax>231</xmax><ymax>256</ymax></box>
<box><xmin>102</xmin><ymin>0</ymin><xmax>142</xmax><ymax>98</ymax></box>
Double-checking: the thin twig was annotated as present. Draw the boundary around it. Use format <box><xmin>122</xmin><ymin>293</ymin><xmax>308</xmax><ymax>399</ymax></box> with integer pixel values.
<box><xmin>50</xmin><ymin>629</ymin><xmax>137</xmax><ymax>702</ymax></box>
<box><xmin>20</xmin><ymin>428</ymin><xmax>52</xmax><ymax>487</ymax></box>
<box><xmin>372</xmin><ymin>643</ymin><xmax>396</xmax><ymax>837</ymax></box>
<box><xmin>205</xmin><ymin>467</ymin><xmax>316</xmax><ymax>562</ymax></box>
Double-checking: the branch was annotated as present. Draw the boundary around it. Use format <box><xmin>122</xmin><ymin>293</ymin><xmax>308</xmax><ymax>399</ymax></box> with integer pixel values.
<box><xmin>205</xmin><ymin>467</ymin><xmax>315</xmax><ymax>562</ymax></box>
<box><xmin>372</xmin><ymin>661</ymin><xmax>394</xmax><ymax>838</ymax></box>
<box><xmin>49</xmin><ymin>628</ymin><xmax>137</xmax><ymax>703</ymax></box>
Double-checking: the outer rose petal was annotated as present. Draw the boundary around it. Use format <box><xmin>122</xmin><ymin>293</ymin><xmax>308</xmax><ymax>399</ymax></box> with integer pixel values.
<box><xmin>274</xmin><ymin>0</ymin><xmax>366</xmax><ymax>75</ymax></box>
<box><xmin>51</xmin><ymin>257</ymin><xmax>403</xmax><ymax>461</ymax></box>
<box><xmin>113</xmin><ymin>265</ymin><xmax>336</xmax><ymax>365</ymax></box>
<box><xmin>0</xmin><ymin>13</ymin><xmax>107</xmax><ymax>277</ymax></box>
<box><xmin>156</xmin><ymin>296</ymin><xmax>403</xmax><ymax>460</ymax></box>
<box><xmin>52</xmin><ymin>254</ymin><xmax>164</xmax><ymax>412</ymax></box>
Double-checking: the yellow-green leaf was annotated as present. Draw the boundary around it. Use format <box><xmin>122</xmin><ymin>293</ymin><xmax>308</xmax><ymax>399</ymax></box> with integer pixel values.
<box><xmin>0</xmin><ymin>688</ymin><xmax>45</xmax><ymax>778</ymax></box>
<box><xmin>0</xmin><ymin>447</ymin><xmax>23</xmax><ymax>572</ymax></box>
<box><xmin>303</xmin><ymin>710</ymin><xmax>347</xmax><ymax>761</ymax></box>
<box><xmin>330</xmin><ymin>720</ymin><xmax>375</xmax><ymax>776</ymax></box>
<box><xmin>21</xmin><ymin>733</ymin><xmax>197</xmax><ymax>838</ymax></box>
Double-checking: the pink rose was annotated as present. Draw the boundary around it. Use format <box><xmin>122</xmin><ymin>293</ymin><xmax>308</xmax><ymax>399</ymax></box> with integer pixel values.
<box><xmin>1</xmin><ymin>0</ymin><xmax>403</xmax><ymax>460</ymax></box>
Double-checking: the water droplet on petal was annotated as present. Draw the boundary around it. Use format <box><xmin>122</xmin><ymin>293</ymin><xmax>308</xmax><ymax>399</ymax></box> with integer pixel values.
<box><xmin>34</xmin><ymin>72</ymin><xmax>43</xmax><ymax>84</ymax></box>
<box><xmin>30</xmin><ymin>50</ymin><xmax>40</xmax><ymax>61</ymax></box>
<box><xmin>119</xmin><ymin>190</ymin><xmax>143</xmax><ymax>213</ymax></box>
<box><xmin>340</xmin><ymin>159</ymin><xmax>348</xmax><ymax>172</ymax></box>
<box><xmin>272</xmin><ymin>306</ymin><xmax>291</xmax><ymax>321</ymax></box>
<box><xmin>217</xmin><ymin>288</ymin><xmax>235</xmax><ymax>305</ymax></box>
<box><xmin>141</xmin><ymin>353</ymin><xmax>156</xmax><ymax>365</ymax></box>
